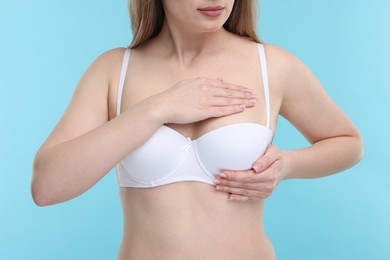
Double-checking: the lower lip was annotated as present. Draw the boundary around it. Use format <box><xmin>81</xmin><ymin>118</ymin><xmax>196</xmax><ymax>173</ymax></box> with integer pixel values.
<box><xmin>198</xmin><ymin>9</ymin><xmax>224</xmax><ymax>17</ymax></box>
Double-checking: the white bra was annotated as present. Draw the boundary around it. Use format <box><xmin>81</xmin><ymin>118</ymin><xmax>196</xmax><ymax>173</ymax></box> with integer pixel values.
<box><xmin>115</xmin><ymin>43</ymin><xmax>273</xmax><ymax>188</ymax></box>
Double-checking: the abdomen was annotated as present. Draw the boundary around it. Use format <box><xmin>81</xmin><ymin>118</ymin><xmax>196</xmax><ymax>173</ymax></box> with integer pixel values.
<box><xmin>117</xmin><ymin>182</ymin><xmax>275</xmax><ymax>259</ymax></box>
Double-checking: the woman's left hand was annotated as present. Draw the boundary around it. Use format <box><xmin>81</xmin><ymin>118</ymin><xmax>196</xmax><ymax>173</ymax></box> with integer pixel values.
<box><xmin>214</xmin><ymin>145</ymin><xmax>289</xmax><ymax>202</ymax></box>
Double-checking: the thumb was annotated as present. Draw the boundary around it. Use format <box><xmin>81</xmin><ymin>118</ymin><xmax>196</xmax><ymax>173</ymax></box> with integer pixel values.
<box><xmin>252</xmin><ymin>145</ymin><xmax>278</xmax><ymax>173</ymax></box>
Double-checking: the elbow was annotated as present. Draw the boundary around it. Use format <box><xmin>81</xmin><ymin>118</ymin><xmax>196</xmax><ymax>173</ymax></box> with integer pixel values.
<box><xmin>357</xmin><ymin>137</ymin><xmax>364</xmax><ymax>163</ymax></box>
<box><xmin>31</xmin><ymin>157</ymin><xmax>77</xmax><ymax>207</ymax></box>
<box><xmin>352</xmin><ymin>132</ymin><xmax>364</xmax><ymax>166</ymax></box>
<box><xmin>31</xmin><ymin>174</ymin><xmax>53</xmax><ymax>207</ymax></box>
<box><xmin>31</xmin><ymin>149</ymin><xmax>91</xmax><ymax>207</ymax></box>
<box><xmin>31</xmin><ymin>179</ymin><xmax>59</xmax><ymax>207</ymax></box>
<box><xmin>31</xmin><ymin>154</ymin><xmax>56</xmax><ymax>207</ymax></box>
<box><xmin>31</xmin><ymin>187</ymin><xmax>51</xmax><ymax>207</ymax></box>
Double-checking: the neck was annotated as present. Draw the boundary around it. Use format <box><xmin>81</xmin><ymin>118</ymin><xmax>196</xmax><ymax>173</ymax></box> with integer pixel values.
<box><xmin>155</xmin><ymin>19</ymin><xmax>229</xmax><ymax>67</ymax></box>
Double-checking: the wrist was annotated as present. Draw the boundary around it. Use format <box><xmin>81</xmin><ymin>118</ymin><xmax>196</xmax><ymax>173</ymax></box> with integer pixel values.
<box><xmin>280</xmin><ymin>149</ymin><xmax>295</xmax><ymax>181</ymax></box>
<box><xmin>138</xmin><ymin>95</ymin><xmax>168</xmax><ymax>125</ymax></box>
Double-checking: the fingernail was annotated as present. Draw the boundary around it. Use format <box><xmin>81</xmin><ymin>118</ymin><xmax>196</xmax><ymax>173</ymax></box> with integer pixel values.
<box><xmin>214</xmin><ymin>179</ymin><xmax>221</xmax><ymax>184</ymax></box>
<box><xmin>216</xmin><ymin>185</ymin><xmax>223</xmax><ymax>190</ymax></box>
<box><xmin>249</xmin><ymin>98</ymin><xmax>257</xmax><ymax>103</ymax></box>
<box><xmin>219</xmin><ymin>173</ymin><xmax>227</xmax><ymax>178</ymax></box>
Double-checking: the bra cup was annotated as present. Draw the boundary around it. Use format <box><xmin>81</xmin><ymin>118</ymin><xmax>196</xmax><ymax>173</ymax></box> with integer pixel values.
<box><xmin>115</xmin><ymin>44</ymin><xmax>275</xmax><ymax>188</ymax></box>
<box><xmin>120</xmin><ymin>127</ymin><xmax>188</xmax><ymax>183</ymax></box>
<box><xmin>116</xmin><ymin>124</ymin><xmax>273</xmax><ymax>187</ymax></box>
<box><xmin>194</xmin><ymin>124</ymin><xmax>272</xmax><ymax>176</ymax></box>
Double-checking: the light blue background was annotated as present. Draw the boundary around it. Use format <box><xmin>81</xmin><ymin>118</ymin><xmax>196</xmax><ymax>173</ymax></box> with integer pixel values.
<box><xmin>1</xmin><ymin>0</ymin><xmax>388</xmax><ymax>259</ymax></box>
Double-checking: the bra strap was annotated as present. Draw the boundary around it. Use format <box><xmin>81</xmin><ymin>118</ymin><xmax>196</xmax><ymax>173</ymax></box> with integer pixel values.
<box><xmin>257</xmin><ymin>44</ymin><xmax>270</xmax><ymax>128</ymax></box>
<box><xmin>116</xmin><ymin>48</ymin><xmax>131</xmax><ymax>116</ymax></box>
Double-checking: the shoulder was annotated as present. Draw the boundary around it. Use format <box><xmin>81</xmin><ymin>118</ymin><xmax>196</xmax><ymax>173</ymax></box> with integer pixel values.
<box><xmin>228</xmin><ymin>36</ymin><xmax>303</xmax><ymax>73</ymax></box>
<box><xmin>74</xmin><ymin>47</ymin><xmax>129</xmax><ymax>102</ymax></box>
<box><xmin>262</xmin><ymin>43</ymin><xmax>305</xmax><ymax>75</ymax></box>
<box><xmin>81</xmin><ymin>47</ymin><xmax>130</xmax><ymax>92</ymax></box>
<box><xmin>262</xmin><ymin>43</ymin><xmax>317</xmax><ymax>95</ymax></box>
<box><xmin>98</xmin><ymin>47</ymin><xmax>127</xmax><ymax>61</ymax></box>
<box><xmin>90</xmin><ymin>47</ymin><xmax>128</xmax><ymax>75</ymax></box>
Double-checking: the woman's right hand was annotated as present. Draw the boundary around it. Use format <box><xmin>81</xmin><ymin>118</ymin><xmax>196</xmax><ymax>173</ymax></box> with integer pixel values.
<box><xmin>149</xmin><ymin>77</ymin><xmax>257</xmax><ymax>124</ymax></box>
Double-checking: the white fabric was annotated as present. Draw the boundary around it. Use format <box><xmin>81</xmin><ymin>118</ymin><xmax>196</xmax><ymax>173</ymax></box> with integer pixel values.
<box><xmin>257</xmin><ymin>44</ymin><xmax>271</xmax><ymax>128</ymax></box>
<box><xmin>116</xmin><ymin>48</ymin><xmax>131</xmax><ymax>116</ymax></box>
<box><xmin>115</xmin><ymin>44</ymin><xmax>273</xmax><ymax>188</ymax></box>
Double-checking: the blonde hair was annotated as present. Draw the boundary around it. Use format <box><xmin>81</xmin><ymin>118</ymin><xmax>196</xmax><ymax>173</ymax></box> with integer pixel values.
<box><xmin>129</xmin><ymin>0</ymin><xmax>262</xmax><ymax>48</ymax></box>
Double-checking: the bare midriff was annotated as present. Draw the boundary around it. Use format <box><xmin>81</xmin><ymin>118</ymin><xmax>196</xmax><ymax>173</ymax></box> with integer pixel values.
<box><xmin>116</xmin><ymin>182</ymin><xmax>275</xmax><ymax>260</ymax></box>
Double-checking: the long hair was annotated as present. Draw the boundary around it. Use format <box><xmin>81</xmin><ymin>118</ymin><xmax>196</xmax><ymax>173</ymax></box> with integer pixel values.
<box><xmin>129</xmin><ymin>0</ymin><xmax>261</xmax><ymax>49</ymax></box>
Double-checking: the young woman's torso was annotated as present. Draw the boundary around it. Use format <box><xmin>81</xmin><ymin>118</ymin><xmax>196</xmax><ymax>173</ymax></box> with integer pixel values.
<box><xmin>108</xmin><ymin>34</ymin><xmax>281</xmax><ymax>259</ymax></box>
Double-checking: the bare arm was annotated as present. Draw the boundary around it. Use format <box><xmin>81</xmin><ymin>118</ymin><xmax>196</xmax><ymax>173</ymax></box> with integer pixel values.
<box><xmin>273</xmin><ymin>44</ymin><xmax>364</xmax><ymax>179</ymax></box>
<box><xmin>31</xmin><ymin>48</ymin><xmax>164</xmax><ymax>206</ymax></box>
<box><xmin>213</xmin><ymin>44</ymin><xmax>364</xmax><ymax>202</ymax></box>
<box><xmin>31</xmin><ymin>48</ymin><xmax>256</xmax><ymax>206</ymax></box>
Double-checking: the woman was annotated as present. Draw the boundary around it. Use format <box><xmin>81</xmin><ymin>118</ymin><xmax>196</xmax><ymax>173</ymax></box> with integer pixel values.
<box><xmin>31</xmin><ymin>0</ymin><xmax>363</xmax><ymax>259</ymax></box>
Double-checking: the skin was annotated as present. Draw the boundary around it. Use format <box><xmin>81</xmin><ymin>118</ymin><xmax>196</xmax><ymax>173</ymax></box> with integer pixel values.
<box><xmin>31</xmin><ymin>0</ymin><xmax>363</xmax><ymax>259</ymax></box>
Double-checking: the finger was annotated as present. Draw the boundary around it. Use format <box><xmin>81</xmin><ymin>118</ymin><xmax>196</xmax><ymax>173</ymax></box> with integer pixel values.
<box><xmin>215</xmin><ymin>175</ymin><xmax>273</xmax><ymax>188</ymax></box>
<box><xmin>215</xmin><ymin>184</ymin><xmax>272</xmax><ymax>199</ymax></box>
<box><xmin>208</xmin><ymin>97</ymin><xmax>257</xmax><ymax>107</ymax></box>
<box><xmin>219</xmin><ymin>169</ymin><xmax>276</xmax><ymax>184</ymax></box>
<box><xmin>219</xmin><ymin>170</ymin><xmax>262</xmax><ymax>183</ymax></box>
<box><xmin>208</xmin><ymin>79</ymin><xmax>253</xmax><ymax>93</ymax></box>
<box><xmin>252</xmin><ymin>145</ymin><xmax>280</xmax><ymax>173</ymax></box>
<box><xmin>221</xmin><ymin>81</ymin><xmax>253</xmax><ymax>94</ymax></box>
<box><xmin>211</xmin><ymin>87</ymin><xmax>256</xmax><ymax>99</ymax></box>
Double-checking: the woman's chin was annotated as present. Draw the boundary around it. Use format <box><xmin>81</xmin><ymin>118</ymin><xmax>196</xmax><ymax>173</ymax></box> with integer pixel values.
<box><xmin>196</xmin><ymin>24</ymin><xmax>226</xmax><ymax>34</ymax></box>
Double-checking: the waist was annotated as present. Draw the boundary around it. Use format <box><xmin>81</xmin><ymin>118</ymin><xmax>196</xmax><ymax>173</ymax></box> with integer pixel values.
<box><xmin>118</xmin><ymin>182</ymin><xmax>271</xmax><ymax>258</ymax></box>
<box><xmin>119</xmin><ymin>181</ymin><xmax>265</xmax><ymax>224</ymax></box>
